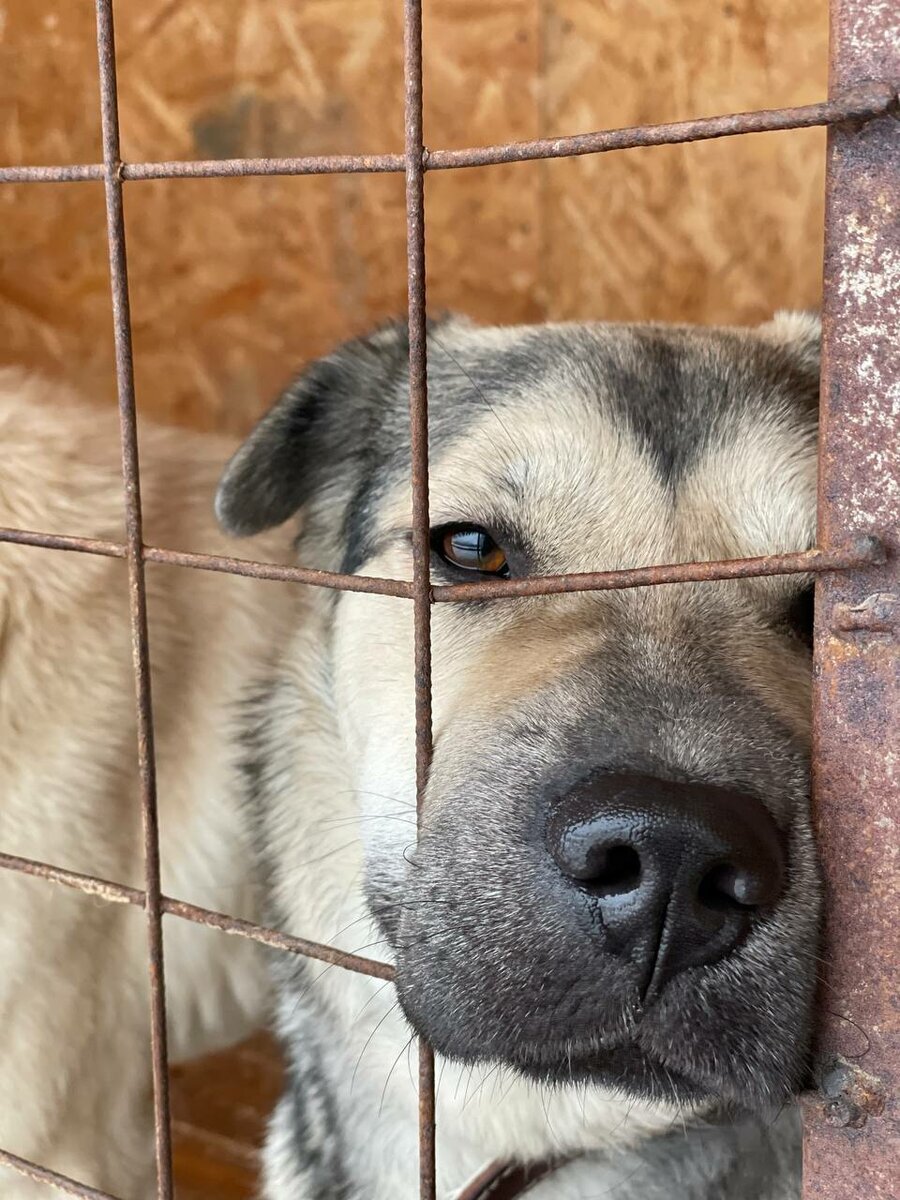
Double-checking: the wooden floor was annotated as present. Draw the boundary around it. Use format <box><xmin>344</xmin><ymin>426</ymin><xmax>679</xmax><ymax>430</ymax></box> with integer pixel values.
<box><xmin>170</xmin><ymin>1033</ymin><xmax>283</xmax><ymax>1200</ymax></box>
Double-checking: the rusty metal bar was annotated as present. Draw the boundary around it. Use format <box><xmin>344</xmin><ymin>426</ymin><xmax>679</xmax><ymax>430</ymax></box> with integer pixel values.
<box><xmin>426</xmin><ymin>80</ymin><xmax>897</xmax><ymax>170</ymax></box>
<box><xmin>141</xmin><ymin>545</ymin><xmax>414</xmax><ymax>595</ymax></box>
<box><xmin>0</xmin><ymin>527</ymin><xmax>127</xmax><ymax>558</ymax></box>
<box><xmin>403</xmin><ymin>2</ymin><xmax>437</xmax><ymax>1197</ymax></box>
<box><xmin>432</xmin><ymin>538</ymin><xmax>884</xmax><ymax>602</ymax></box>
<box><xmin>804</xmin><ymin>2</ymin><xmax>900</xmax><ymax>1198</ymax></box>
<box><xmin>0</xmin><ymin>851</ymin><xmax>395</xmax><ymax>981</ymax></box>
<box><xmin>122</xmin><ymin>153</ymin><xmax>405</xmax><ymax>179</ymax></box>
<box><xmin>0</xmin><ymin>525</ymin><xmax>416</xmax><ymax>594</ymax></box>
<box><xmin>0</xmin><ymin>164</ymin><xmax>106</xmax><ymax>183</ymax></box>
<box><xmin>93</xmin><ymin>2</ymin><xmax>173</xmax><ymax>1197</ymax></box>
<box><xmin>403</xmin><ymin>1</ymin><xmax>431</xmax><ymax>803</ymax></box>
<box><xmin>0</xmin><ymin>525</ymin><xmax>882</xmax><ymax>599</ymax></box>
<box><xmin>0</xmin><ymin>1150</ymin><xmax>122</xmax><ymax>1200</ymax></box>
<box><xmin>1</xmin><ymin>81</ymin><xmax>895</xmax><ymax>186</ymax></box>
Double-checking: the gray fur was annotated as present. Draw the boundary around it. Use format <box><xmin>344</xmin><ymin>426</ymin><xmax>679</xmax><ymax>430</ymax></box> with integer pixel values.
<box><xmin>263</xmin><ymin>980</ymin><xmax>351</xmax><ymax>1200</ymax></box>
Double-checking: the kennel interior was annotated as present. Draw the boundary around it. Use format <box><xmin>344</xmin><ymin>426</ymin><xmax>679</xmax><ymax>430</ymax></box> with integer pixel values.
<box><xmin>0</xmin><ymin>1</ymin><xmax>897</xmax><ymax>1198</ymax></box>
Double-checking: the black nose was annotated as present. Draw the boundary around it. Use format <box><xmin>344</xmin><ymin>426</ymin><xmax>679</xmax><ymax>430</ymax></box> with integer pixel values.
<box><xmin>546</xmin><ymin>774</ymin><xmax>786</xmax><ymax>1002</ymax></box>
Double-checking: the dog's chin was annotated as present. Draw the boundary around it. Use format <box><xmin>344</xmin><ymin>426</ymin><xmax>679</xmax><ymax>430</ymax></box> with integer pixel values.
<box><xmin>399</xmin><ymin>1008</ymin><xmax>699</xmax><ymax>1102</ymax></box>
<box><xmin>394</xmin><ymin>986</ymin><xmax>794</xmax><ymax>1119</ymax></box>
<box><xmin>489</xmin><ymin>1034</ymin><xmax>712</xmax><ymax>1108</ymax></box>
<box><xmin>372</xmin><ymin>887</ymin><xmax>807</xmax><ymax>1119</ymax></box>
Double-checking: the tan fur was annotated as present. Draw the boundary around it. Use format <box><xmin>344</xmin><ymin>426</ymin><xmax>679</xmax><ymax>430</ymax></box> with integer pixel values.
<box><xmin>343</xmin><ymin>359</ymin><xmax>816</xmax><ymax>800</ymax></box>
<box><xmin>0</xmin><ymin>370</ymin><xmax>297</xmax><ymax>1198</ymax></box>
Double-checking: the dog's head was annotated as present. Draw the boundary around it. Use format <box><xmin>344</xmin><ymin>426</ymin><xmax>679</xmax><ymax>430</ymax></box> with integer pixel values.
<box><xmin>217</xmin><ymin>314</ymin><xmax>821</xmax><ymax>1116</ymax></box>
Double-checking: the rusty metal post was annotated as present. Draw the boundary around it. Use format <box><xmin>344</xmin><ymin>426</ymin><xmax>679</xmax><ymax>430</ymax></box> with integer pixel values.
<box><xmin>805</xmin><ymin>1</ymin><xmax>900</xmax><ymax>1196</ymax></box>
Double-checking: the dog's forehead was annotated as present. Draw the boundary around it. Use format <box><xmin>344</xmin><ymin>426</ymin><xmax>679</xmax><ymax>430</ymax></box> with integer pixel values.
<box><xmin>387</xmin><ymin>322</ymin><xmax>818</xmax><ymax>566</ymax></box>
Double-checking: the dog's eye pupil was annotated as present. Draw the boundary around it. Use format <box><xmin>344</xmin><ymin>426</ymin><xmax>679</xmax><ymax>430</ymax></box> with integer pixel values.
<box><xmin>436</xmin><ymin>526</ymin><xmax>509</xmax><ymax>576</ymax></box>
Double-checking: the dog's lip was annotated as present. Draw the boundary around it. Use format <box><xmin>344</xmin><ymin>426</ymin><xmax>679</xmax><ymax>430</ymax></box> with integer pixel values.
<box><xmin>400</xmin><ymin>989</ymin><xmax>788</xmax><ymax>1113</ymax></box>
<box><xmin>404</xmin><ymin>1010</ymin><xmax>709</xmax><ymax>1101</ymax></box>
<box><xmin>502</xmin><ymin>1034</ymin><xmax>709</xmax><ymax>1101</ymax></box>
<box><xmin>500</xmin><ymin>1030</ymin><xmax>791</xmax><ymax>1115</ymax></box>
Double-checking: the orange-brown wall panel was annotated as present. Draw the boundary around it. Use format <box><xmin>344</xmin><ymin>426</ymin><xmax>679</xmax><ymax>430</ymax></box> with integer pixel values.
<box><xmin>1</xmin><ymin>0</ymin><xmax>829</xmax><ymax>433</ymax></box>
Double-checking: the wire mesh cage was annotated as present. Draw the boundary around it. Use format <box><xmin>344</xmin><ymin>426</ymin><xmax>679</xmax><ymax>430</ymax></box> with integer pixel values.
<box><xmin>0</xmin><ymin>2</ymin><xmax>897</xmax><ymax>1198</ymax></box>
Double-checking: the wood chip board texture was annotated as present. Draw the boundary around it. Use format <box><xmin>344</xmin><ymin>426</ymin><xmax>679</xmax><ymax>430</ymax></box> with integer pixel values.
<box><xmin>1</xmin><ymin>0</ymin><xmax>828</xmax><ymax>434</ymax></box>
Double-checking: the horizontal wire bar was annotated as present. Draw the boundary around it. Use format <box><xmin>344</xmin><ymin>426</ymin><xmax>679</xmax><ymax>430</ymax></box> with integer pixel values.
<box><xmin>0</xmin><ymin>527</ymin><xmax>126</xmax><ymax>557</ymax></box>
<box><xmin>0</xmin><ymin>163</ymin><xmax>105</xmax><ymax>183</ymax></box>
<box><xmin>141</xmin><ymin>544</ymin><xmax>415</xmax><ymax>595</ymax></box>
<box><xmin>0</xmin><ymin>851</ymin><xmax>396</xmax><ymax>981</ymax></box>
<box><xmin>0</xmin><ymin>1149</ymin><xmax>122</xmax><ymax>1200</ymax></box>
<box><xmin>122</xmin><ymin>153</ymin><xmax>405</xmax><ymax>180</ymax></box>
<box><xmin>0</xmin><ymin>526</ymin><xmax>884</xmax><ymax>598</ymax></box>
<box><xmin>426</xmin><ymin>80</ymin><xmax>897</xmax><ymax>169</ymax></box>
<box><xmin>0</xmin><ymin>81</ymin><xmax>894</xmax><ymax>186</ymax></box>
<box><xmin>430</xmin><ymin>537</ymin><xmax>885</xmax><ymax>601</ymax></box>
<box><xmin>0</xmin><ymin>526</ymin><xmax>415</xmax><ymax>596</ymax></box>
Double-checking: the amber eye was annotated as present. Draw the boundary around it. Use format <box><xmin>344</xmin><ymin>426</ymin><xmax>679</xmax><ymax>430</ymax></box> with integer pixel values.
<box><xmin>433</xmin><ymin>525</ymin><xmax>509</xmax><ymax>576</ymax></box>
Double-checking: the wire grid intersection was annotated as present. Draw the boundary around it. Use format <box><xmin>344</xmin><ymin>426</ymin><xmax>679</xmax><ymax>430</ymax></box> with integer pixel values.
<box><xmin>0</xmin><ymin>2</ymin><xmax>897</xmax><ymax>1199</ymax></box>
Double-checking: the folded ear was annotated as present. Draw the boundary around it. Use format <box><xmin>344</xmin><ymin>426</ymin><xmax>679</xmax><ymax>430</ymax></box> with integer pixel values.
<box><xmin>215</xmin><ymin>322</ymin><xmax>410</xmax><ymax>537</ymax></box>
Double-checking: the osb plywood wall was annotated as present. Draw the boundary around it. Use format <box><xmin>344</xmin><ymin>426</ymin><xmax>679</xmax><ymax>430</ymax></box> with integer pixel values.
<box><xmin>1</xmin><ymin>0</ymin><xmax>829</xmax><ymax>436</ymax></box>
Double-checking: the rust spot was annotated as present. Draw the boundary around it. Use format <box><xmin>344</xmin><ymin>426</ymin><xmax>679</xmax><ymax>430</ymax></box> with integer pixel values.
<box><xmin>833</xmin><ymin>591</ymin><xmax>899</xmax><ymax>635</ymax></box>
<box><xmin>819</xmin><ymin>1058</ymin><xmax>888</xmax><ymax>1129</ymax></box>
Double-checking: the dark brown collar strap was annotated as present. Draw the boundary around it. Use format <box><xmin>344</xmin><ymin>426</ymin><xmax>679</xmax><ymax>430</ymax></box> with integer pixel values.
<box><xmin>456</xmin><ymin>1157</ymin><xmax>571</xmax><ymax>1200</ymax></box>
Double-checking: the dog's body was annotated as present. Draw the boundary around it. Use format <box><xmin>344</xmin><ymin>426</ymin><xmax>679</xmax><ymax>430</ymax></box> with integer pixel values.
<box><xmin>0</xmin><ymin>370</ymin><xmax>295</xmax><ymax>1197</ymax></box>
<box><xmin>1</xmin><ymin>312</ymin><xmax>821</xmax><ymax>1199</ymax></box>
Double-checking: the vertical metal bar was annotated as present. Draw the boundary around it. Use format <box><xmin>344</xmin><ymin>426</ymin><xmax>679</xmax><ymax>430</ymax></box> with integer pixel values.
<box><xmin>94</xmin><ymin>3</ymin><xmax>174</xmax><ymax>1198</ymax></box>
<box><xmin>403</xmin><ymin>2</ymin><xmax>437</xmax><ymax>1196</ymax></box>
<box><xmin>805</xmin><ymin>2</ymin><xmax>899</xmax><ymax>1197</ymax></box>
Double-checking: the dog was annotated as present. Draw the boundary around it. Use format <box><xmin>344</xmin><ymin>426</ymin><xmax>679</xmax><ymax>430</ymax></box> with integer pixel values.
<box><xmin>0</xmin><ymin>309</ymin><xmax>820</xmax><ymax>1199</ymax></box>
<box><xmin>214</xmin><ymin>311</ymin><xmax>822</xmax><ymax>1198</ymax></box>
<box><xmin>0</xmin><ymin>370</ymin><xmax>296</xmax><ymax>1197</ymax></box>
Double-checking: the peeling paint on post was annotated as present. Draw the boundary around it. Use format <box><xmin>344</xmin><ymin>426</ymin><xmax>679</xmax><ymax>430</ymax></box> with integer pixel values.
<box><xmin>805</xmin><ymin>2</ymin><xmax>900</xmax><ymax>1197</ymax></box>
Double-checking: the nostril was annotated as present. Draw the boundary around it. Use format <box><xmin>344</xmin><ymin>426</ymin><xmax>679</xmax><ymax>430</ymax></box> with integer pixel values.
<box><xmin>583</xmin><ymin>844</ymin><xmax>642</xmax><ymax>898</ymax></box>
<box><xmin>548</xmin><ymin>776</ymin><xmax>787</xmax><ymax>993</ymax></box>
<box><xmin>698</xmin><ymin>863</ymin><xmax>765</xmax><ymax>912</ymax></box>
